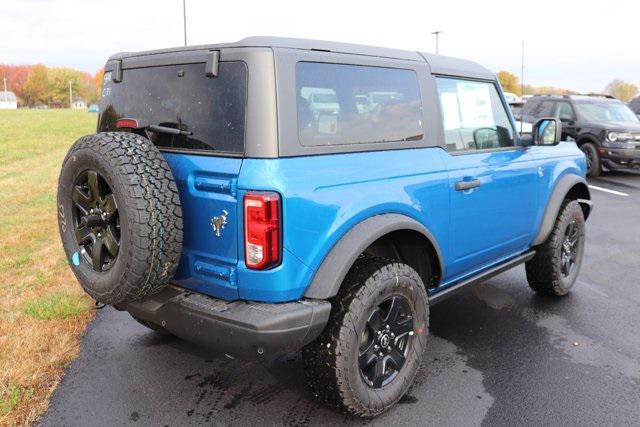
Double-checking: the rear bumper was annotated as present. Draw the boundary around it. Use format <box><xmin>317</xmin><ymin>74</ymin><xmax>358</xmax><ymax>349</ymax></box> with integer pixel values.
<box><xmin>117</xmin><ymin>285</ymin><xmax>331</xmax><ymax>360</ymax></box>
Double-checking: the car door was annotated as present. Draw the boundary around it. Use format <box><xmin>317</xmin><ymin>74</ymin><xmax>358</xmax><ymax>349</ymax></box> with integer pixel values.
<box><xmin>435</xmin><ymin>77</ymin><xmax>539</xmax><ymax>280</ymax></box>
<box><xmin>555</xmin><ymin>101</ymin><xmax>578</xmax><ymax>141</ymax></box>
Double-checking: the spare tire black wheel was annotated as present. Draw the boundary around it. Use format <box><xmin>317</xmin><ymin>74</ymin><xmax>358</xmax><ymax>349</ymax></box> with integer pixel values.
<box><xmin>57</xmin><ymin>132</ymin><xmax>183</xmax><ymax>305</ymax></box>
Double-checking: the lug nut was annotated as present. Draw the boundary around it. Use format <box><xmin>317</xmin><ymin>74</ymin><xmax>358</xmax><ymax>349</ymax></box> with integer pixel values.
<box><xmin>386</xmin><ymin>325</ymin><xmax>390</xmax><ymax>330</ymax></box>
<box><xmin>97</xmin><ymin>233</ymin><xmax>102</xmax><ymax>238</ymax></box>
<box><xmin>378</xmin><ymin>352</ymin><xmax>384</xmax><ymax>357</ymax></box>
<box><xmin>390</xmin><ymin>333</ymin><xmax>395</xmax><ymax>338</ymax></box>
<box><xmin>374</xmin><ymin>344</ymin><xmax>379</xmax><ymax>350</ymax></box>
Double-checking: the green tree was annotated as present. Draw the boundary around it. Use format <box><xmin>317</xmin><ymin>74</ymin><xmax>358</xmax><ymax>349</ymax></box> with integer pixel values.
<box><xmin>23</xmin><ymin>64</ymin><xmax>49</xmax><ymax>106</ymax></box>
<box><xmin>497</xmin><ymin>70</ymin><xmax>521</xmax><ymax>96</ymax></box>
<box><xmin>47</xmin><ymin>67</ymin><xmax>97</xmax><ymax>107</ymax></box>
<box><xmin>605</xmin><ymin>79</ymin><xmax>639</xmax><ymax>102</ymax></box>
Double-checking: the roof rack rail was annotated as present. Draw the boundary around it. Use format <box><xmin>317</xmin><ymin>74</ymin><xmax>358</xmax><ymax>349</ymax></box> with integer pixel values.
<box><xmin>582</xmin><ymin>93</ymin><xmax>615</xmax><ymax>99</ymax></box>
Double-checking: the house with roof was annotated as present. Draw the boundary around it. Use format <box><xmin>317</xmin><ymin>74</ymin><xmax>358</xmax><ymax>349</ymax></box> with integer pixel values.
<box><xmin>0</xmin><ymin>91</ymin><xmax>17</xmax><ymax>109</ymax></box>
<box><xmin>71</xmin><ymin>97</ymin><xmax>87</xmax><ymax>110</ymax></box>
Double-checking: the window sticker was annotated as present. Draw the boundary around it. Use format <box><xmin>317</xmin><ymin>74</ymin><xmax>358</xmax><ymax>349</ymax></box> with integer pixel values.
<box><xmin>457</xmin><ymin>82</ymin><xmax>494</xmax><ymax>128</ymax></box>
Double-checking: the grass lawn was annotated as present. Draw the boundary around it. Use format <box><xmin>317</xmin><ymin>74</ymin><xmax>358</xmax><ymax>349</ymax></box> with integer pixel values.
<box><xmin>0</xmin><ymin>110</ymin><xmax>96</xmax><ymax>425</ymax></box>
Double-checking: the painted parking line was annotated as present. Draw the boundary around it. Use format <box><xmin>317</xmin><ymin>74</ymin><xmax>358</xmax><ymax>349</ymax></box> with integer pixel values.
<box><xmin>588</xmin><ymin>184</ymin><xmax>629</xmax><ymax>197</ymax></box>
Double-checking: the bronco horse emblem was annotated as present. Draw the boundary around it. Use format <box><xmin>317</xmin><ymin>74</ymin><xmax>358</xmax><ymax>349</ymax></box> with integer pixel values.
<box><xmin>210</xmin><ymin>210</ymin><xmax>228</xmax><ymax>237</ymax></box>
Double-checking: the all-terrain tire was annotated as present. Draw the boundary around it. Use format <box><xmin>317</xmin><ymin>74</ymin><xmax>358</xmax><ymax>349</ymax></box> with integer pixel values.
<box><xmin>526</xmin><ymin>200</ymin><xmax>585</xmax><ymax>296</ymax></box>
<box><xmin>303</xmin><ymin>256</ymin><xmax>429</xmax><ymax>417</ymax></box>
<box><xmin>57</xmin><ymin>132</ymin><xmax>183</xmax><ymax>305</ymax></box>
<box><xmin>580</xmin><ymin>142</ymin><xmax>601</xmax><ymax>177</ymax></box>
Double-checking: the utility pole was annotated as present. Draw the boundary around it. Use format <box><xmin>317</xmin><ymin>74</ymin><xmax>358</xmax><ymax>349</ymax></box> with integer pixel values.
<box><xmin>183</xmin><ymin>0</ymin><xmax>187</xmax><ymax>46</ymax></box>
<box><xmin>69</xmin><ymin>80</ymin><xmax>73</xmax><ymax>109</ymax></box>
<box><xmin>520</xmin><ymin>40</ymin><xmax>525</xmax><ymax>133</ymax></box>
<box><xmin>3</xmin><ymin>77</ymin><xmax>7</xmax><ymax>94</ymax></box>
<box><xmin>432</xmin><ymin>31</ymin><xmax>443</xmax><ymax>54</ymax></box>
<box><xmin>521</xmin><ymin>40</ymin><xmax>525</xmax><ymax>98</ymax></box>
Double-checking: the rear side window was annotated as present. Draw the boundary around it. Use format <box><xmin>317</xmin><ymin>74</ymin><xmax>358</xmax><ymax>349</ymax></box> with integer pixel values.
<box><xmin>523</xmin><ymin>99</ymin><xmax>554</xmax><ymax>121</ymax></box>
<box><xmin>99</xmin><ymin>62</ymin><xmax>247</xmax><ymax>154</ymax></box>
<box><xmin>296</xmin><ymin>62</ymin><xmax>423</xmax><ymax>146</ymax></box>
<box><xmin>436</xmin><ymin>78</ymin><xmax>514</xmax><ymax>152</ymax></box>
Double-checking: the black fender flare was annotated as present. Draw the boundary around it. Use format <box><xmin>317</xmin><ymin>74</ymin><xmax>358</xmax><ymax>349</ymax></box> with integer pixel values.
<box><xmin>303</xmin><ymin>213</ymin><xmax>445</xmax><ymax>299</ymax></box>
<box><xmin>532</xmin><ymin>174</ymin><xmax>592</xmax><ymax>246</ymax></box>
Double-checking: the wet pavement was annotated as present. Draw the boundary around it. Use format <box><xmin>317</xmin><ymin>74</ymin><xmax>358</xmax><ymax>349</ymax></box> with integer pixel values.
<box><xmin>41</xmin><ymin>171</ymin><xmax>640</xmax><ymax>426</ymax></box>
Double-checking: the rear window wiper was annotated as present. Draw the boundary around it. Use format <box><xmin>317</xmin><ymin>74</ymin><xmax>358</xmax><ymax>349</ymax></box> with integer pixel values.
<box><xmin>148</xmin><ymin>124</ymin><xmax>192</xmax><ymax>136</ymax></box>
<box><xmin>116</xmin><ymin>118</ymin><xmax>192</xmax><ymax>136</ymax></box>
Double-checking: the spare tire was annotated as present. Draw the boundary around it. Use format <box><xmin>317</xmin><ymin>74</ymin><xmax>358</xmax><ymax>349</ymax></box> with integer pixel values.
<box><xmin>57</xmin><ymin>132</ymin><xmax>183</xmax><ymax>305</ymax></box>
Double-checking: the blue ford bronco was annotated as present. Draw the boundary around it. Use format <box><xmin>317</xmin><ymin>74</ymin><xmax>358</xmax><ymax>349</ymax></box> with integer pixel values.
<box><xmin>57</xmin><ymin>37</ymin><xmax>592</xmax><ymax>416</ymax></box>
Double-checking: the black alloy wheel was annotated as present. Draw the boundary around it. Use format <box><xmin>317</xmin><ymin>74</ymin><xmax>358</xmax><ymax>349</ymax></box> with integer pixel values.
<box><xmin>358</xmin><ymin>295</ymin><xmax>414</xmax><ymax>388</ymax></box>
<box><xmin>560</xmin><ymin>220</ymin><xmax>580</xmax><ymax>277</ymax></box>
<box><xmin>581</xmin><ymin>145</ymin><xmax>594</xmax><ymax>171</ymax></box>
<box><xmin>71</xmin><ymin>170</ymin><xmax>120</xmax><ymax>272</ymax></box>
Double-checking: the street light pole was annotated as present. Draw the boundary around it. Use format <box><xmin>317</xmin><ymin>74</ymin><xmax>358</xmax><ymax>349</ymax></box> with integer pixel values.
<box><xmin>183</xmin><ymin>0</ymin><xmax>187</xmax><ymax>46</ymax></box>
<box><xmin>431</xmin><ymin>31</ymin><xmax>443</xmax><ymax>54</ymax></box>
<box><xmin>69</xmin><ymin>80</ymin><xmax>73</xmax><ymax>109</ymax></box>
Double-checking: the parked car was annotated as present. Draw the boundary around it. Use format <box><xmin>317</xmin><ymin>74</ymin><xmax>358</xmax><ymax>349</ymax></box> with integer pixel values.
<box><xmin>503</xmin><ymin>91</ymin><xmax>521</xmax><ymax>104</ymax></box>
<box><xmin>87</xmin><ymin>104</ymin><xmax>99</xmax><ymax>113</ymax></box>
<box><xmin>509</xmin><ymin>100</ymin><xmax>525</xmax><ymax>121</ymax></box>
<box><xmin>522</xmin><ymin>94</ymin><xmax>640</xmax><ymax>176</ymax></box>
<box><xmin>629</xmin><ymin>96</ymin><xmax>640</xmax><ymax>118</ymax></box>
<box><xmin>56</xmin><ymin>37</ymin><xmax>592</xmax><ymax>417</ymax></box>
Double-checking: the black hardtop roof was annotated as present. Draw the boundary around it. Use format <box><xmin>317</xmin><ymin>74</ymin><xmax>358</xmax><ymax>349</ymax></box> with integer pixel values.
<box><xmin>109</xmin><ymin>36</ymin><xmax>495</xmax><ymax>79</ymax></box>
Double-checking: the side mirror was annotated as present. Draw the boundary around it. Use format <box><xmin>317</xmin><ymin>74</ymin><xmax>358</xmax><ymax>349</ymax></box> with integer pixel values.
<box><xmin>533</xmin><ymin>117</ymin><xmax>562</xmax><ymax>146</ymax></box>
<box><xmin>473</xmin><ymin>127</ymin><xmax>498</xmax><ymax>149</ymax></box>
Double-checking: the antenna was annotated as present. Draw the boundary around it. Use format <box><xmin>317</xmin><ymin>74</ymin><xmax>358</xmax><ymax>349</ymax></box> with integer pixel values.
<box><xmin>183</xmin><ymin>0</ymin><xmax>187</xmax><ymax>46</ymax></box>
<box><xmin>431</xmin><ymin>31</ymin><xmax>442</xmax><ymax>54</ymax></box>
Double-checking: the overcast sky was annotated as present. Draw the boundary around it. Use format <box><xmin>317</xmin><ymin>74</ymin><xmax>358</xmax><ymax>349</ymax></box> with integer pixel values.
<box><xmin>1</xmin><ymin>0</ymin><xmax>638</xmax><ymax>93</ymax></box>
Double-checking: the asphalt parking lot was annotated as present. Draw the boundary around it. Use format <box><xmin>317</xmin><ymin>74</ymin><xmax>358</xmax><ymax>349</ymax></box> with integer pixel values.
<box><xmin>41</xmin><ymin>171</ymin><xmax>640</xmax><ymax>426</ymax></box>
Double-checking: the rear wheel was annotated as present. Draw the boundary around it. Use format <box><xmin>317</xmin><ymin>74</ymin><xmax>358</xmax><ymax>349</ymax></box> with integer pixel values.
<box><xmin>303</xmin><ymin>256</ymin><xmax>429</xmax><ymax>417</ymax></box>
<box><xmin>526</xmin><ymin>200</ymin><xmax>585</xmax><ymax>296</ymax></box>
<box><xmin>580</xmin><ymin>142</ymin><xmax>601</xmax><ymax>177</ymax></box>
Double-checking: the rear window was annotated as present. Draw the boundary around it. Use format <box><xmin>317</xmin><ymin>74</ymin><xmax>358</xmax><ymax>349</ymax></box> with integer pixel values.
<box><xmin>296</xmin><ymin>62</ymin><xmax>423</xmax><ymax>146</ymax></box>
<box><xmin>98</xmin><ymin>62</ymin><xmax>247</xmax><ymax>154</ymax></box>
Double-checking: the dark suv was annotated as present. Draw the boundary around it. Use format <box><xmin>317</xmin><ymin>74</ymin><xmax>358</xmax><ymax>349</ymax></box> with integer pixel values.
<box><xmin>522</xmin><ymin>94</ymin><xmax>640</xmax><ymax>176</ymax></box>
<box><xmin>629</xmin><ymin>96</ymin><xmax>640</xmax><ymax>118</ymax></box>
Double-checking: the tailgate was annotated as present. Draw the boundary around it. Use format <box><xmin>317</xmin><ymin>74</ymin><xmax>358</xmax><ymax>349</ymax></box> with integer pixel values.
<box><xmin>164</xmin><ymin>153</ymin><xmax>243</xmax><ymax>300</ymax></box>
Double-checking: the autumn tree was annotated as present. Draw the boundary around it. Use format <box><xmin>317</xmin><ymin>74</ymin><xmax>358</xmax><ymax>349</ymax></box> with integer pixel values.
<box><xmin>23</xmin><ymin>64</ymin><xmax>49</xmax><ymax>106</ymax></box>
<box><xmin>605</xmin><ymin>79</ymin><xmax>639</xmax><ymax>102</ymax></box>
<box><xmin>47</xmin><ymin>67</ymin><xmax>97</xmax><ymax>107</ymax></box>
<box><xmin>497</xmin><ymin>70</ymin><xmax>521</xmax><ymax>96</ymax></box>
<box><xmin>0</xmin><ymin>64</ymin><xmax>33</xmax><ymax>104</ymax></box>
<box><xmin>94</xmin><ymin>68</ymin><xmax>104</xmax><ymax>102</ymax></box>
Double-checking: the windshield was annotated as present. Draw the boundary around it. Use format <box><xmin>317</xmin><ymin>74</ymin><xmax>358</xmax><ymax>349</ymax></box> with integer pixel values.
<box><xmin>574</xmin><ymin>101</ymin><xmax>639</xmax><ymax>123</ymax></box>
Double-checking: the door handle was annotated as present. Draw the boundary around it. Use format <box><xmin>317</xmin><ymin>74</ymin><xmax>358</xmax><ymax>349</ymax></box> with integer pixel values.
<box><xmin>455</xmin><ymin>179</ymin><xmax>481</xmax><ymax>191</ymax></box>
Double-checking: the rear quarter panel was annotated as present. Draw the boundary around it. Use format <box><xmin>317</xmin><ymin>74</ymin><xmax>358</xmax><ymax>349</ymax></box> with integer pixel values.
<box><xmin>237</xmin><ymin>147</ymin><xmax>450</xmax><ymax>302</ymax></box>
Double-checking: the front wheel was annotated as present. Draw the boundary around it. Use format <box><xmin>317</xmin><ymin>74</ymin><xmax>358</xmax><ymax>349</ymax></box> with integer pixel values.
<box><xmin>303</xmin><ymin>256</ymin><xmax>429</xmax><ymax>417</ymax></box>
<box><xmin>580</xmin><ymin>142</ymin><xmax>602</xmax><ymax>177</ymax></box>
<box><xmin>526</xmin><ymin>200</ymin><xmax>586</xmax><ymax>296</ymax></box>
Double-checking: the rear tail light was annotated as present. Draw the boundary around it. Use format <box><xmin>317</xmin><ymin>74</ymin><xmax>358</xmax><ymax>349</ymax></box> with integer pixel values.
<box><xmin>244</xmin><ymin>192</ymin><xmax>281</xmax><ymax>269</ymax></box>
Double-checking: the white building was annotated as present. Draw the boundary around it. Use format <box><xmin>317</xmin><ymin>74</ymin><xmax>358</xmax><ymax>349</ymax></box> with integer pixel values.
<box><xmin>0</xmin><ymin>91</ymin><xmax>17</xmax><ymax>109</ymax></box>
<box><xmin>71</xmin><ymin>98</ymin><xmax>87</xmax><ymax>110</ymax></box>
